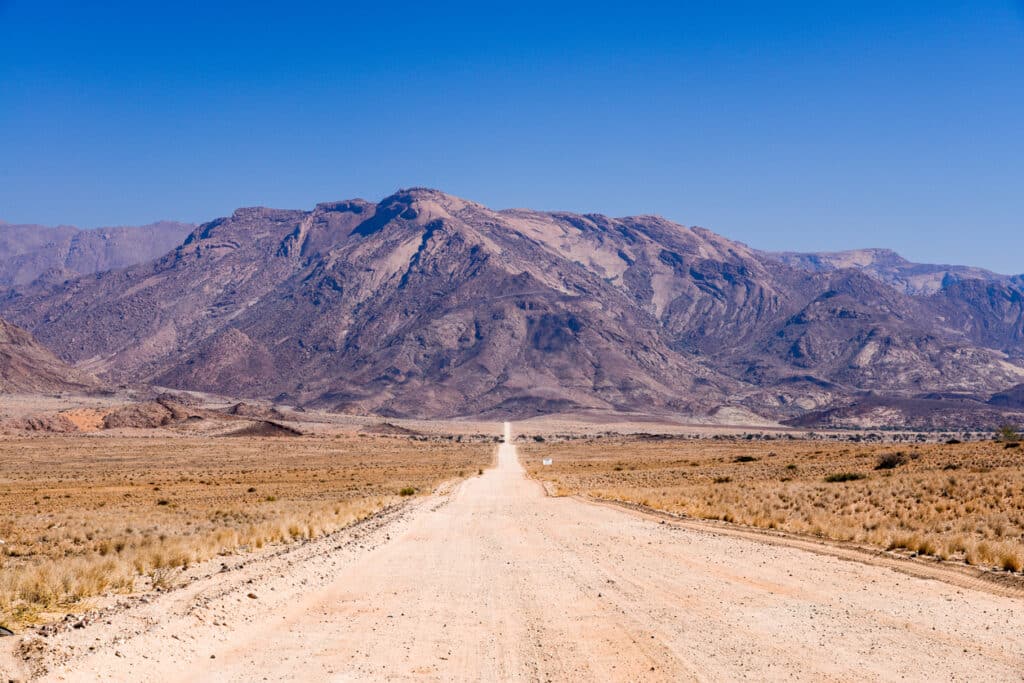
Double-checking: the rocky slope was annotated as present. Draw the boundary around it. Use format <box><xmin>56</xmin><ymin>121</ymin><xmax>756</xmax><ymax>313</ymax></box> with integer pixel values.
<box><xmin>771</xmin><ymin>248</ymin><xmax>1024</xmax><ymax>360</ymax></box>
<box><xmin>2</xmin><ymin>189</ymin><xmax>1022</xmax><ymax>423</ymax></box>
<box><xmin>0</xmin><ymin>220</ymin><xmax>194</xmax><ymax>289</ymax></box>
<box><xmin>0</xmin><ymin>318</ymin><xmax>98</xmax><ymax>393</ymax></box>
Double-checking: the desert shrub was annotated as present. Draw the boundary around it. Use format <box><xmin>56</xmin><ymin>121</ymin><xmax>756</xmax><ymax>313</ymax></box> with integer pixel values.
<box><xmin>148</xmin><ymin>566</ymin><xmax>180</xmax><ymax>590</ymax></box>
<box><xmin>398</xmin><ymin>487</ymin><xmax>416</xmax><ymax>496</ymax></box>
<box><xmin>734</xmin><ymin>455</ymin><xmax>758</xmax><ymax>463</ymax></box>
<box><xmin>997</xmin><ymin>424</ymin><xmax>1020</xmax><ymax>442</ymax></box>
<box><xmin>824</xmin><ymin>472</ymin><xmax>865</xmax><ymax>483</ymax></box>
<box><xmin>875</xmin><ymin>453</ymin><xmax>907</xmax><ymax>470</ymax></box>
<box><xmin>1000</xmin><ymin>550</ymin><xmax>1023</xmax><ymax>572</ymax></box>
<box><xmin>713</xmin><ymin>476</ymin><xmax>732</xmax><ymax>484</ymax></box>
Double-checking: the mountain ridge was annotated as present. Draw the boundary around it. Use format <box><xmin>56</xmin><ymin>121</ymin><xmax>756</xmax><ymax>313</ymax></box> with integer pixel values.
<box><xmin>0</xmin><ymin>220</ymin><xmax>195</xmax><ymax>289</ymax></box>
<box><xmin>770</xmin><ymin>247</ymin><xmax>1021</xmax><ymax>295</ymax></box>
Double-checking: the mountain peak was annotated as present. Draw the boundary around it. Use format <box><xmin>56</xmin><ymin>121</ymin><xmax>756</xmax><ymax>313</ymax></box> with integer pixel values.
<box><xmin>381</xmin><ymin>187</ymin><xmax>478</xmax><ymax>210</ymax></box>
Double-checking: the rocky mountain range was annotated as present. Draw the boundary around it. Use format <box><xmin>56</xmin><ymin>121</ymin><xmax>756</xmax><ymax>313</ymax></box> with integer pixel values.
<box><xmin>1</xmin><ymin>188</ymin><xmax>1022</xmax><ymax>426</ymax></box>
<box><xmin>0</xmin><ymin>220</ymin><xmax>194</xmax><ymax>289</ymax></box>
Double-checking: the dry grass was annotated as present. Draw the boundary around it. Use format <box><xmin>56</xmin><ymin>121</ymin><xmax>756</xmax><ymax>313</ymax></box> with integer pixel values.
<box><xmin>522</xmin><ymin>436</ymin><xmax>1024</xmax><ymax>573</ymax></box>
<box><xmin>0</xmin><ymin>435</ymin><xmax>490</xmax><ymax>627</ymax></box>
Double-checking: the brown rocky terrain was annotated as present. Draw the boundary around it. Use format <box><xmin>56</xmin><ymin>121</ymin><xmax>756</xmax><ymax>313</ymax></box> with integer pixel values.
<box><xmin>0</xmin><ymin>220</ymin><xmax>193</xmax><ymax>290</ymax></box>
<box><xmin>2</xmin><ymin>189</ymin><xmax>1022</xmax><ymax>425</ymax></box>
<box><xmin>989</xmin><ymin>383</ymin><xmax>1024</xmax><ymax>409</ymax></box>
<box><xmin>783</xmin><ymin>393</ymin><xmax>1024</xmax><ymax>430</ymax></box>
<box><xmin>0</xmin><ymin>318</ymin><xmax>98</xmax><ymax>394</ymax></box>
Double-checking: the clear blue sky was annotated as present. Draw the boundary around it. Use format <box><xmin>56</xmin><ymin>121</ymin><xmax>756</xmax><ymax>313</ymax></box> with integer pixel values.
<box><xmin>1</xmin><ymin>1</ymin><xmax>1022</xmax><ymax>272</ymax></box>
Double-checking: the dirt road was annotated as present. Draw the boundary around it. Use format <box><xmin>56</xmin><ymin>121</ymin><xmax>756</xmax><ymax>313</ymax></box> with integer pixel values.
<box><xmin>13</xmin><ymin>422</ymin><xmax>1024</xmax><ymax>681</ymax></box>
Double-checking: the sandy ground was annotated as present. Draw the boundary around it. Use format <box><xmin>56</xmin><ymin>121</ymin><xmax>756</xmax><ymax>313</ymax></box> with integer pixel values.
<box><xmin>5</xmin><ymin>423</ymin><xmax>1024</xmax><ymax>681</ymax></box>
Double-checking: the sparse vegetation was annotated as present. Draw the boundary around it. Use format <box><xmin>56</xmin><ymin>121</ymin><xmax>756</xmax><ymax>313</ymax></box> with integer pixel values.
<box><xmin>0</xmin><ymin>436</ymin><xmax>490</xmax><ymax>626</ymax></box>
<box><xmin>523</xmin><ymin>437</ymin><xmax>1024</xmax><ymax>574</ymax></box>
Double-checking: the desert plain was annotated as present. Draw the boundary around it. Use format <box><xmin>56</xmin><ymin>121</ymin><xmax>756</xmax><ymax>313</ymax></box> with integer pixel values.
<box><xmin>0</xmin><ymin>411</ymin><xmax>1022</xmax><ymax>681</ymax></box>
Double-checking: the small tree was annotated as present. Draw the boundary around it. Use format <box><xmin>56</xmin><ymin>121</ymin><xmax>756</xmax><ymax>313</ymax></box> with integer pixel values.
<box><xmin>997</xmin><ymin>424</ymin><xmax>1020</xmax><ymax>443</ymax></box>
